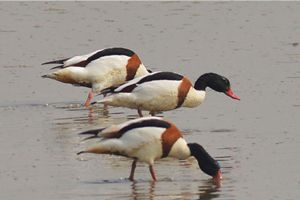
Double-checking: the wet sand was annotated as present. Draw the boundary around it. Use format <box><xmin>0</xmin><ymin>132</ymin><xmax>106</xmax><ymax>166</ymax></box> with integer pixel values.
<box><xmin>1</xmin><ymin>2</ymin><xmax>300</xmax><ymax>200</ymax></box>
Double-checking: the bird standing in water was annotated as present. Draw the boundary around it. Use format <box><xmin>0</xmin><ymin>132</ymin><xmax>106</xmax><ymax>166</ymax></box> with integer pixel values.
<box><xmin>42</xmin><ymin>47</ymin><xmax>150</xmax><ymax>106</ymax></box>
<box><xmin>78</xmin><ymin>116</ymin><xmax>222</xmax><ymax>182</ymax></box>
<box><xmin>94</xmin><ymin>71</ymin><xmax>240</xmax><ymax>116</ymax></box>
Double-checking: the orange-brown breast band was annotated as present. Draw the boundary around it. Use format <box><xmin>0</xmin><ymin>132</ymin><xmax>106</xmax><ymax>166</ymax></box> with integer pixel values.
<box><xmin>176</xmin><ymin>76</ymin><xmax>192</xmax><ymax>108</ymax></box>
<box><xmin>161</xmin><ymin>124</ymin><xmax>182</xmax><ymax>158</ymax></box>
<box><xmin>126</xmin><ymin>54</ymin><xmax>142</xmax><ymax>81</ymax></box>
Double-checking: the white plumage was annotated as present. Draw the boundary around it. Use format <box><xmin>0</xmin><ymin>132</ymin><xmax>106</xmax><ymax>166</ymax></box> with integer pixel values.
<box><xmin>78</xmin><ymin>117</ymin><xmax>222</xmax><ymax>182</ymax></box>
<box><xmin>42</xmin><ymin>47</ymin><xmax>149</xmax><ymax>106</ymax></box>
<box><xmin>95</xmin><ymin>71</ymin><xmax>239</xmax><ymax>116</ymax></box>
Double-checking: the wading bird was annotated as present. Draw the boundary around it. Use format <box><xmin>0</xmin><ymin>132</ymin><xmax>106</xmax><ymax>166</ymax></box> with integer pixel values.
<box><xmin>93</xmin><ymin>71</ymin><xmax>240</xmax><ymax>116</ymax></box>
<box><xmin>77</xmin><ymin>116</ymin><xmax>222</xmax><ymax>182</ymax></box>
<box><xmin>42</xmin><ymin>47</ymin><xmax>150</xmax><ymax>106</ymax></box>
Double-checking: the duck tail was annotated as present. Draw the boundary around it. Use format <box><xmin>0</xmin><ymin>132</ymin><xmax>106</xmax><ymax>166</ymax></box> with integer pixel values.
<box><xmin>79</xmin><ymin>128</ymin><xmax>106</xmax><ymax>141</ymax></box>
<box><xmin>77</xmin><ymin>144</ymin><xmax>110</xmax><ymax>155</ymax></box>
<box><xmin>42</xmin><ymin>58</ymin><xmax>69</xmax><ymax>65</ymax></box>
<box><xmin>42</xmin><ymin>58</ymin><xmax>70</xmax><ymax>69</ymax></box>
<box><xmin>41</xmin><ymin>73</ymin><xmax>56</xmax><ymax>79</ymax></box>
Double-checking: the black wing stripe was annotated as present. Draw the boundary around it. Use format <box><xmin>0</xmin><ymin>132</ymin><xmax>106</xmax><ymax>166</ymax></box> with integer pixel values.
<box><xmin>86</xmin><ymin>47</ymin><xmax>135</xmax><ymax>63</ymax></box>
<box><xmin>50</xmin><ymin>65</ymin><xmax>64</xmax><ymax>70</ymax></box>
<box><xmin>110</xmin><ymin>72</ymin><xmax>183</xmax><ymax>94</ymax></box>
<box><xmin>137</xmin><ymin>72</ymin><xmax>183</xmax><ymax>85</ymax></box>
<box><xmin>119</xmin><ymin>119</ymin><xmax>171</xmax><ymax>136</ymax></box>
<box><xmin>117</xmin><ymin>84</ymin><xmax>137</xmax><ymax>93</ymax></box>
<box><xmin>79</xmin><ymin>128</ymin><xmax>105</xmax><ymax>136</ymax></box>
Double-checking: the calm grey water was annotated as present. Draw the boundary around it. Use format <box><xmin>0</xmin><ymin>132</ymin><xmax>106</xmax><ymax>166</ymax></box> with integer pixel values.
<box><xmin>1</xmin><ymin>2</ymin><xmax>300</xmax><ymax>200</ymax></box>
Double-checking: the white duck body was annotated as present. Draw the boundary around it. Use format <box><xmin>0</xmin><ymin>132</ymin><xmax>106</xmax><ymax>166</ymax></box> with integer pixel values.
<box><xmin>46</xmin><ymin>54</ymin><xmax>148</xmax><ymax>93</ymax></box>
<box><xmin>42</xmin><ymin>47</ymin><xmax>149</xmax><ymax>106</ymax></box>
<box><xmin>78</xmin><ymin>116</ymin><xmax>222</xmax><ymax>181</ymax></box>
<box><xmin>80</xmin><ymin>117</ymin><xmax>191</xmax><ymax>165</ymax></box>
<box><xmin>99</xmin><ymin>72</ymin><xmax>206</xmax><ymax>112</ymax></box>
<box><xmin>97</xmin><ymin>127</ymin><xmax>166</xmax><ymax>164</ymax></box>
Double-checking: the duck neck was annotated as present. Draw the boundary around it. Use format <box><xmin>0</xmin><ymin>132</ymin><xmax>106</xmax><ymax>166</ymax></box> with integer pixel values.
<box><xmin>187</xmin><ymin>143</ymin><xmax>220</xmax><ymax>177</ymax></box>
<box><xmin>194</xmin><ymin>73</ymin><xmax>211</xmax><ymax>91</ymax></box>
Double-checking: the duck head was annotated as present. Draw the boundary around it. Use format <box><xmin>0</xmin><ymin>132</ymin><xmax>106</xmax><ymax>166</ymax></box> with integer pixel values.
<box><xmin>194</xmin><ymin>73</ymin><xmax>240</xmax><ymax>100</ymax></box>
<box><xmin>188</xmin><ymin>143</ymin><xmax>222</xmax><ymax>182</ymax></box>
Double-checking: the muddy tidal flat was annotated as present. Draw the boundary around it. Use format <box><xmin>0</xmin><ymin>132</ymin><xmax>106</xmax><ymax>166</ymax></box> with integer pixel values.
<box><xmin>0</xmin><ymin>2</ymin><xmax>300</xmax><ymax>200</ymax></box>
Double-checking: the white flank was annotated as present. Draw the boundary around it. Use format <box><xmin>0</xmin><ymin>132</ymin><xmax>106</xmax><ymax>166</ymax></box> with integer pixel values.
<box><xmin>93</xmin><ymin>127</ymin><xmax>166</xmax><ymax>165</ymax></box>
<box><xmin>85</xmin><ymin>55</ymin><xmax>129</xmax><ymax>92</ymax></box>
<box><xmin>114</xmin><ymin>71</ymin><xmax>161</xmax><ymax>93</ymax></box>
<box><xmin>100</xmin><ymin>79</ymin><xmax>181</xmax><ymax>111</ymax></box>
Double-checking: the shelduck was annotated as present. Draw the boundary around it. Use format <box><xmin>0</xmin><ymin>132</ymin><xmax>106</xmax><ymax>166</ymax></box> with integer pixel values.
<box><xmin>42</xmin><ymin>47</ymin><xmax>150</xmax><ymax>106</ymax></box>
<box><xmin>77</xmin><ymin>116</ymin><xmax>222</xmax><ymax>182</ymax></box>
<box><xmin>93</xmin><ymin>71</ymin><xmax>240</xmax><ymax>116</ymax></box>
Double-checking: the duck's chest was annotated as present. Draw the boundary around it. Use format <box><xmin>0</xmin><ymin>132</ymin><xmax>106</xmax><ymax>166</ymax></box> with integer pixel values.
<box><xmin>182</xmin><ymin>89</ymin><xmax>206</xmax><ymax>108</ymax></box>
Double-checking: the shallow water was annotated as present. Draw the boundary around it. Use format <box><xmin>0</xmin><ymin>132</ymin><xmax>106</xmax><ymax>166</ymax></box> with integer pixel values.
<box><xmin>1</xmin><ymin>2</ymin><xmax>300</xmax><ymax>200</ymax></box>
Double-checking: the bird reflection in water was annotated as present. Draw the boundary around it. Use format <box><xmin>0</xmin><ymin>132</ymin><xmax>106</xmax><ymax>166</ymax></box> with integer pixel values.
<box><xmin>131</xmin><ymin>180</ymin><xmax>156</xmax><ymax>200</ymax></box>
<box><xmin>87</xmin><ymin>106</ymin><xmax>109</xmax><ymax>124</ymax></box>
<box><xmin>197</xmin><ymin>179</ymin><xmax>221</xmax><ymax>200</ymax></box>
<box><xmin>128</xmin><ymin>178</ymin><xmax>221</xmax><ymax>200</ymax></box>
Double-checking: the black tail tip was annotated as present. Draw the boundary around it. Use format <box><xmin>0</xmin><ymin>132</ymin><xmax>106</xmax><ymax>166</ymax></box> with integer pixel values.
<box><xmin>50</xmin><ymin>65</ymin><xmax>64</xmax><ymax>70</ymax></box>
<box><xmin>91</xmin><ymin>101</ymin><xmax>97</xmax><ymax>105</ymax></box>
<box><xmin>41</xmin><ymin>61</ymin><xmax>56</xmax><ymax>65</ymax></box>
<box><xmin>82</xmin><ymin>135</ymin><xmax>100</xmax><ymax>141</ymax></box>
<box><xmin>77</xmin><ymin>151</ymin><xmax>85</xmax><ymax>155</ymax></box>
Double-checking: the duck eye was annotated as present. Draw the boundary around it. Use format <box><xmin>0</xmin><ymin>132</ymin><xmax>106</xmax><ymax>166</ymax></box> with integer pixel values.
<box><xmin>222</xmin><ymin>78</ymin><xmax>230</xmax><ymax>86</ymax></box>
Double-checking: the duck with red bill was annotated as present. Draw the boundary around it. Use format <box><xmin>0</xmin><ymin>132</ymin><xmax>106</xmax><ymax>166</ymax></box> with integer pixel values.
<box><xmin>93</xmin><ymin>72</ymin><xmax>240</xmax><ymax>117</ymax></box>
<box><xmin>78</xmin><ymin>116</ymin><xmax>223</xmax><ymax>183</ymax></box>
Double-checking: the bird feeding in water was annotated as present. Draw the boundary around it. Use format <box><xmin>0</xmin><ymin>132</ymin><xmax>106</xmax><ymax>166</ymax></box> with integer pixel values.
<box><xmin>77</xmin><ymin>116</ymin><xmax>222</xmax><ymax>182</ymax></box>
<box><xmin>42</xmin><ymin>47</ymin><xmax>150</xmax><ymax>107</ymax></box>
